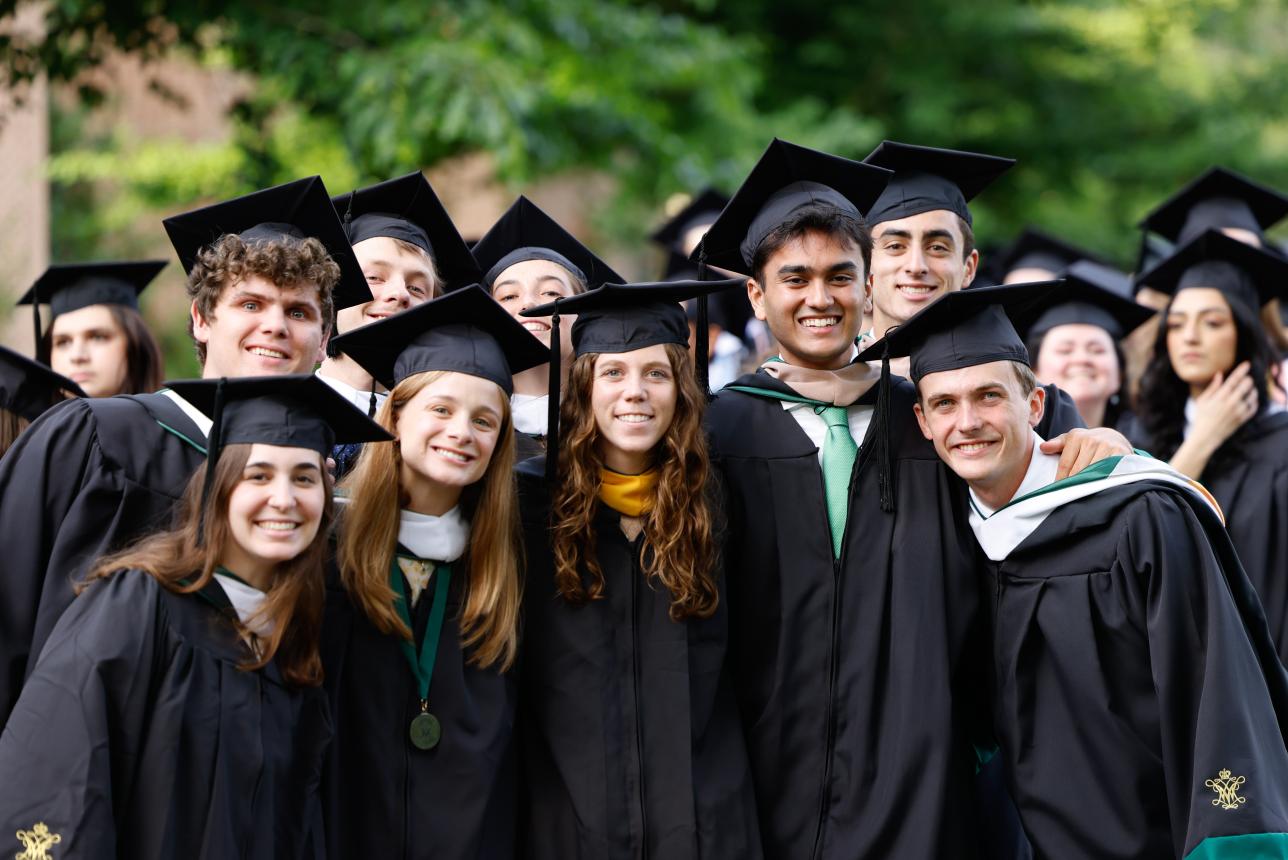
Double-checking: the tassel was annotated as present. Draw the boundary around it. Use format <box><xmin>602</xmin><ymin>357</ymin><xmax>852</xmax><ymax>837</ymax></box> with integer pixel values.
<box><xmin>875</xmin><ymin>344</ymin><xmax>894</xmax><ymax>514</ymax></box>
<box><xmin>696</xmin><ymin>248</ymin><xmax>711</xmax><ymax>397</ymax></box>
<box><xmin>545</xmin><ymin>299</ymin><xmax>562</xmax><ymax>484</ymax></box>
<box><xmin>367</xmin><ymin>381</ymin><xmax>378</xmax><ymax>419</ymax></box>
<box><xmin>196</xmin><ymin>377</ymin><xmax>227</xmax><ymax>547</ymax></box>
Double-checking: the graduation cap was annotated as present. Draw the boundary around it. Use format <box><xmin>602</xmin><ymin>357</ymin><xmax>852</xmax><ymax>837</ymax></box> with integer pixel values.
<box><xmin>857</xmin><ymin>280</ymin><xmax>1066</xmax><ymax>383</ymax></box>
<box><xmin>0</xmin><ymin>345</ymin><xmax>85</xmax><ymax>422</ymax></box>
<box><xmin>164</xmin><ymin>374</ymin><xmax>394</xmax><ymax>545</ymax></box>
<box><xmin>472</xmin><ymin>196</ymin><xmax>625</xmax><ymax>292</ymax></box>
<box><xmin>521</xmin><ymin>277</ymin><xmax>745</xmax><ymax>481</ymax></box>
<box><xmin>995</xmin><ymin>228</ymin><xmax>1104</xmax><ymax>282</ymax></box>
<box><xmin>1025</xmin><ymin>261</ymin><xmax>1155</xmax><ymax>342</ymax></box>
<box><xmin>650</xmin><ymin>188</ymin><xmax>730</xmax><ymax>255</ymax></box>
<box><xmin>162</xmin><ymin>176</ymin><xmax>369</xmax><ymax>310</ymax></box>
<box><xmin>862</xmin><ymin>140</ymin><xmax>1015</xmax><ymax>228</ymax></box>
<box><xmin>1139</xmin><ymin>166</ymin><xmax>1288</xmax><ymax>247</ymax></box>
<box><xmin>330</xmin><ymin>284</ymin><xmax>549</xmax><ymax>397</ymax></box>
<box><xmin>16</xmin><ymin>261</ymin><xmax>167</xmax><ymax>360</ymax></box>
<box><xmin>1134</xmin><ymin>228</ymin><xmax>1288</xmax><ymax>313</ymax></box>
<box><xmin>693</xmin><ymin>138</ymin><xmax>893</xmax><ymax>275</ymax></box>
<box><xmin>332</xmin><ymin>171</ymin><xmax>481</xmax><ymax>291</ymax></box>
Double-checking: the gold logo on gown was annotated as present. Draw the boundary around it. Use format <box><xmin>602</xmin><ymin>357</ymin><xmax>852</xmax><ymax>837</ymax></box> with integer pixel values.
<box><xmin>1205</xmin><ymin>768</ymin><xmax>1248</xmax><ymax>810</ymax></box>
<box><xmin>15</xmin><ymin>822</ymin><xmax>61</xmax><ymax>859</ymax></box>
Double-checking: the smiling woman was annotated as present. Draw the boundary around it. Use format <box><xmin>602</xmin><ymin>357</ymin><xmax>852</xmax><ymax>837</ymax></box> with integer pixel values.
<box><xmin>321</xmin><ymin>286</ymin><xmax>547</xmax><ymax>858</ymax></box>
<box><xmin>0</xmin><ymin>375</ymin><xmax>390</xmax><ymax>857</ymax></box>
<box><xmin>513</xmin><ymin>277</ymin><xmax>761</xmax><ymax>859</ymax></box>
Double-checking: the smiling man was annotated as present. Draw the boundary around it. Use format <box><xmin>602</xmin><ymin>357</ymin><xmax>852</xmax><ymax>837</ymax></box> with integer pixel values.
<box><xmin>885</xmin><ymin>281</ymin><xmax>1288</xmax><ymax>859</ymax></box>
<box><xmin>696</xmin><ymin>140</ymin><xmax>1131</xmax><ymax>860</ymax></box>
<box><xmin>859</xmin><ymin>141</ymin><xmax>1014</xmax><ymax>376</ymax></box>
<box><xmin>0</xmin><ymin>175</ymin><xmax>365</xmax><ymax>722</ymax></box>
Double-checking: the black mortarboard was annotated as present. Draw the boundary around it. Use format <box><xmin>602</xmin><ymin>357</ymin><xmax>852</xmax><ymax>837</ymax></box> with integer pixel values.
<box><xmin>162</xmin><ymin>176</ymin><xmax>369</xmax><ymax>310</ymax></box>
<box><xmin>694</xmin><ymin>138</ymin><xmax>893</xmax><ymax>275</ymax></box>
<box><xmin>18</xmin><ymin>260</ymin><xmax>167</xmax><ymax>359</ymax></box>
<box><xmin>165</xmin><ymin>374</ymin><xmax>393</xmax><ymax>544</ymax></box>
<box><xmin>0</xmin><ymin>346</ymin><xmax>85</xmax><ymax>421</ymax></box>
<box><xmin>995</xmin><ymin>228</ymin><xmax>1104</xmax><ymax>281</ymax></box>
<box><xmin>330</xmin><ymin>284</ymin><xmax>549</xmax><ymax>396</ymax></box>
<box><xmin>857</xmin><ymin>280</ymin><xmax>1066</xmax><ymax>383</ymax></box>
<box><xmin>650</xmin><ymin>188</ymin><xmax>730</xmax><ymax>253</ymax></box>
<box><xmin>472</xmin><ymin>197</ymin><xmax>625</xmax><ymax>291</ymax></box>
<box><xmin>332</xmin><ymin>172</ymin><xmax>481</xmax><ymax>291</ymax></box>
<box><xmin>1025</xmin><ymin>261</ymin><xmax>1155</xmax><ymax>342</ymax></box>
<box><xmin>1139</xmin><ymin>166</ymin><xmax>1288</xmax><ymax>246</ymax></box>
<box><xmin>522</xmin><ymin>277</ymin><xmax>745</xmax><ymax>480</ymax></box>
<box><xmin>862</xmin><ymin>140</ymin><xmax>1015</xmax><ymax>228</ymax></box>
<box><xmin>1134</xmin><ymin>228</ymin><xmax>1288</xmax><ymax>312</ymax></box>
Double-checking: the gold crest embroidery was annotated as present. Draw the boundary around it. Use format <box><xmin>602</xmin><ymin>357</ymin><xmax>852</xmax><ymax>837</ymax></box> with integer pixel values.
<box><xmin>15</xmin><ymin>822</ymin><xmax>61</xmax><ymax>860</ymax></box>
<box><xmin>1205</xmin><ymin>768</ymin><xmax>1248</xmax><ymax>810</ymax></box>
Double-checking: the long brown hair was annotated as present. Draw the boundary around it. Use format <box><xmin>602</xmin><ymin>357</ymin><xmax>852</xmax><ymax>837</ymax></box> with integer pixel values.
<box><xmin>337</xmin><ymin>371</ymin><xmax>522</xmax><ymax>671</ymax></box>
<box><xmin>551</xmin><ymin>342</ymin><xmax>719</xmax><ymax>621</ymax></box>
<box><xmin>84</xmin><ymin>443</ymin><xmax>334</xmax><ymax>686</ymax></box>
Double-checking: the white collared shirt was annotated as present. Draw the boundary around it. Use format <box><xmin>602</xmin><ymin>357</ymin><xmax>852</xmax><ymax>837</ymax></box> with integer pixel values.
<box><xmin>511</xmin><ymin>393</ymin><xmax>549</xmax><ymax>436</ymax></box>
<box><xmin>316</xmin><ymin>370</ymin><xmax>387</xmax><ymax>416</ymax></box>
<box><xmin>159</xmin><ymin>388</ymin><xmax>213</xmax><ymax>437</ymax></box>
<box><xmin>774</xmin><ymin>348</ymin><xmax>873</xmax><ymax>463</ymax></box>
<box><xmin>968</xmin><ymin>429</ymin><xmax>1060</xmax><ymax>519</ymax></box>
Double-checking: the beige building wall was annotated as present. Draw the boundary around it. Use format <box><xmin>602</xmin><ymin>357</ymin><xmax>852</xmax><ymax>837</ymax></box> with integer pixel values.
<box><xmin>0</xmin><ymin>6</ymin><xmax>51</xmax><ymax>354</ymax></box>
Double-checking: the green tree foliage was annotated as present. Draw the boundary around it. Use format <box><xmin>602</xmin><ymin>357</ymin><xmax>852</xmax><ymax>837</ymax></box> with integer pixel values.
<box><xmin>6</xmin><ymin>0</ymin><xmax>1288</xmax><ymax>269</ymax></box>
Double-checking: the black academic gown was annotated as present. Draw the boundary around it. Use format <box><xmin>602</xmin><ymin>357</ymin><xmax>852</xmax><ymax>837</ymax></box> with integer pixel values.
<box><xmin>982</xmin><ymin>481</ymin><xmax>1288</xmax><ymax>858</ymax></box>
<box><xmin>0</xmin><ymin>393</ymin><xmax>207</xmax><ymax>723</ymax></box>
<box><xmin>514</xmin><ymin>458</ymin><xmax>761</xmax><ymax>860</ymax></box>
<box><xmin>0</xmin><ymin>569</ymin><xmax>331</xmax><ymax>859</ymax></box>
<box><xmin>705</xmin><ymin>371</ymin><xmax>1082</xmax><ymax>860</ymax></box>
<box><xmin>514</xmin><ymin>431</ymin><xmax>546</xmax><ymax>463</ymax></box>
<box><xmin>320</xmin><ymin>556</ymin><xmax>516</xmax><ymax>860</ymax></box>
<box><xmin>1197</xmin><ymin>411</ymin><xmax>1288</xmax><ymax>664</ymax></box>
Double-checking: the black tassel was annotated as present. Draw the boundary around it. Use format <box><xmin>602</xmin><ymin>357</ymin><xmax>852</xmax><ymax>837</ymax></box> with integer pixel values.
<box><xmin>367</xmin><ymin>381</ymin><xmax>378</xmax><ymax>419</ymax></box>
<box><xmin>875</xmin><ymin>344</ymin><xmax>894</xmax><ymax>514</ymax></box>
<box><xmin>31</xmin><ymin>293</ymin><xmax>43</xmax><ymax>364</ymax></box>
<box><xmin>696</xmin><ymin>248</ymin><xmax>711</xmax><ymax>397</ymax></box>
<box><xmin>545</xmin><ymin>299</ymin><xmax>562</xmax><ymax>484</ymax></box>
<box><xmin>196</xmin><ymin>377</ymin><xmax>227</xmax><ymax>547</ymax></box>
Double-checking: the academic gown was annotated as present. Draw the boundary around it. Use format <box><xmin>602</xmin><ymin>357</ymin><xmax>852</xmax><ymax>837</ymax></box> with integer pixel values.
<box><xmin>513</xmin><ymin>458</ymin><xmax>761</xmax><ymax>860</ymax></box>
<box><xmin>0</xmin><ymin>569</ymin><xmax>331</xmax><ymax>859</ymax></box>
<box><xmin>0</xmin><ymin>393</ymin><xmax>207</xmax><ymax>723</ymax></box>
<box><xmin>705</xmin><ymin>371</ymin><xmax>1083</xmax><ymax>860</ymax></box>
<box><xmin>981</xmin><ymin>481</ymin><xmax>1288</xmax><ymax>859</ymax></box>
<box><xmin>1197</xmin><ymin>411</ymin><xmax>1288</xmax><ymax>664</ymax></box>
<box><xmin>319</xmin><ymin>556</ymin><xmax>516</xmax><ymax>860</ymax></box>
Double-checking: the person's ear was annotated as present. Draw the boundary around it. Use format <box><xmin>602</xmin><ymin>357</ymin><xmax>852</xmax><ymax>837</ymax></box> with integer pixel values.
<box><xmin>747</xmin><ymin>277</ymin><xmax>767</xmax><ymax>322</ymax></box>
<box><xmin>961</xmin><ymin>248</ymin><xmax>980</xmax><ymax>288</ymax></box>
<box><xmin>1028</xmin><ymin>383</ymin><xmax>1046</xmax><ymax>428</ymax></box>
<box><xmin>913</xmin><ymin>401</ymin><xmax>933</xmax><ymax>441</ymax></box>
<box><xmin>190</xmin><ymin>300</ymin><xmax>211</xmax><ymax>344</ymax></box>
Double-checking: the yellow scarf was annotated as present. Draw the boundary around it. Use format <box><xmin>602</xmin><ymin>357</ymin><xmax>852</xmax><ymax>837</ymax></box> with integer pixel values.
<box><xmin>598</xmin><ymin>468</ymin><xmax>658</xmax><ymax>517</ymax></box>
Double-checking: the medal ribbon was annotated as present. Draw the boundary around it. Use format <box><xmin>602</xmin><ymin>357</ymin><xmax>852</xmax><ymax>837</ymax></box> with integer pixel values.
<box><xmin>389</xmin><ymin>555</ymin><xmax>452</xmax><ymax>706</ymax></box>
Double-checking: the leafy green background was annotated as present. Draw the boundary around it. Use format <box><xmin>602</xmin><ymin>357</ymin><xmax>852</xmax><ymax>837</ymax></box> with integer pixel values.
<box><xmin>5</xmin><ymin>0</ymin><xmax>1288</xmax><ymax>374</ymax></box>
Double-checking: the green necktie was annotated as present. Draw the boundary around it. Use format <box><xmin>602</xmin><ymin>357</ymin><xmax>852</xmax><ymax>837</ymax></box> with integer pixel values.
<box><xmin>820</xmin><ymin>405</ymin><xmax>858</xmax><ymax>558</ymax></box>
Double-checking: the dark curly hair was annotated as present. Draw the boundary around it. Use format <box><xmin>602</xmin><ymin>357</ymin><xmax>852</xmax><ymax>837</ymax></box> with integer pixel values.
<box><xmin>1137</xmin><ymin>290</ymin><xmax>1278</xmax><ymax>461</ymax></box>
<box><xmin>550</xmin><ymin>343</ymin><xmax>720</xmax><ymax>621</ymax></box>
<box><xmin>186</xmin><ymin>234</ymin><xmax>339</xmax><ymax>365</ymax></box>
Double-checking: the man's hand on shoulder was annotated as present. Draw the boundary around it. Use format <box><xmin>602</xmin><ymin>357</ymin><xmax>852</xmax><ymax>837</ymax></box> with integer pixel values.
<box><xmin>1040</xmin><ymin>427</ymin><xmax>1132</xmax><ymax>481</ymax></box>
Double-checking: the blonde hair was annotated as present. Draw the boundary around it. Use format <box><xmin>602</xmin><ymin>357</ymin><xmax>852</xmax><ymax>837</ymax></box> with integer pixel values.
<box><xmin>337</xmin><ymin>371</ymin><xmax>522</xmax><ymax>670</ymax></box>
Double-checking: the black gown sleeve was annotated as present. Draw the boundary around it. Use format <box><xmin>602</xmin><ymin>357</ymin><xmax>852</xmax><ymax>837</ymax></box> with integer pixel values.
<box><xmin>0</xmin><ymin>572</ymin><xmax>164</xmax><ymax>859</ymax></box>
<box><xmin>1127</xmin><ymin>491</ymin><xmax>1288</xmax><ymax>856</ymax></box>
<box><xmin>0</xmin><ymin>400</ymin><xmax>101</xmax><ymax>723</ymax></box>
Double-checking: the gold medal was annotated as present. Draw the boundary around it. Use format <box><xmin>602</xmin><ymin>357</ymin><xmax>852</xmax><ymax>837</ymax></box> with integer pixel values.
<box><xmin>410</xmin><ymin>710</ymin><xmax>441</xmax><ymax>750</ymax></box>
